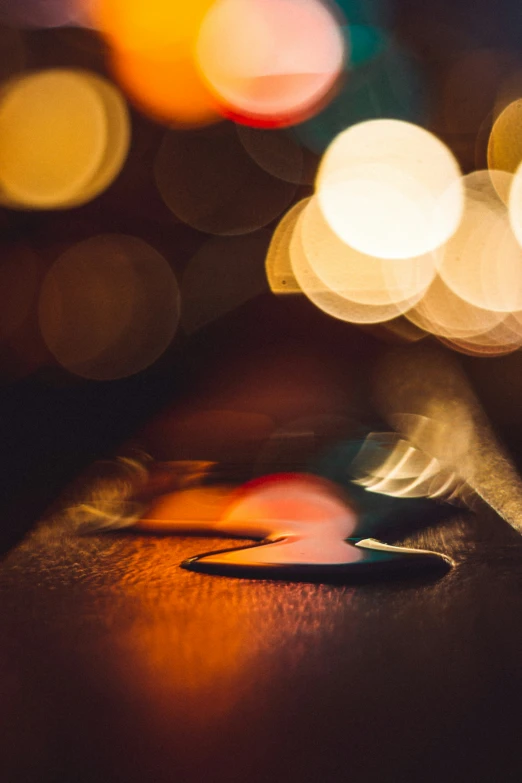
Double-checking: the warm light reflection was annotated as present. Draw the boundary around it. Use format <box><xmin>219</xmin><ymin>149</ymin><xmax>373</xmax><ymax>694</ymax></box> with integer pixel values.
<box><xmin>0</xmin><ymin>69</ymin><xmax>130</xmax><ymax>209</ymax></box>
<box><xmin>183</xmin><ymin>473</ymin><xmax>452</xmax><ymax>574</ymax></box>
<box><xmin>437</xmin><ymin>170</ymin><xmax>522</xmax><ymax>313</ymax></box>
<box><xmin>154</xmin><ymin>123</ymin><xmax>296</xmax><ymax>235</ymax></box>
<box><xmin>211</xmin><ymin>474</ymin><xmax>359</xmax><ymax>562</ymax></box>
<box><xmin>196</xmin><ymin>0</ymin><xmax>345</xmax><ymax>127</ymax></box>
<box><xmin>106</xmin><ymin>539</ymin><xmax>359</xmax><ymax>733</ymax></box>
<box><xmin>351</xmin><ymin>431</ymin><xmax>466</xmax><ymax>500</ymax></box>
<box><xmin>373</xmin><ymin>342</ymin><xmax>522</xmax><ymax>530</ymax></box>
<box><xmin>140</xmin><ymin>486</ymin><xmax>234</xmax><ymax>530</ymax></box>
<box><xmin>316</xmin><ymin>119</ymin><xmax>463</xmax><ymax>260</ymax></box>
<box><xmin>38</xmin><ymin>234</ymin><xmax>180</xmax><ymax>380</ymax></box>
<box><xmin>181</xmin><ymin>231</ymin><xmax>270</xmax><ymax>333</ymax></box>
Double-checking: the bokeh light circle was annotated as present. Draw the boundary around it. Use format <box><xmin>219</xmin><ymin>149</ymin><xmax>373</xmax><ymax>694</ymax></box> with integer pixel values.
<box><xmin>316</xmin><ymin>119</ymin><xmax>464</xmax><ymax>260</ymax></box>
<box><xmin>406</xmin><ymin>275</ymin><xmax>507</xmax><ymax>340</ymax></box>
<box><xmin>0</xmin><ymin>69</ymin><xmax>130</xmax><ymax>209</ymax></box>
<box><xmin>92</xmin><ymin>0</ymin><xmax>219</xmax><ymax>126</ymax></box>
<box><xmin>196</xmin><ymin>0</ymin><xmax>345</xmax><ymax>127</ymax></box>
<box><xmin>0</xmin><ymin>69</ymin><xmax>107</xmax><ymax>208</ymax></box>
<box><xmin>265</xmin><ymin>198</ymin><xmax>308</xmax><ymax>294</ymax></box>
<box><xmin>289</xmin><ymin>198</ymin><xmax>425</xmax><ymax>323</ymax></box>
<box><xmin>109</xmin><ymin>46</ymin><xmax>219</xmax><ymax>127</ymax></box>
<box><xmin>236</xmin><ymin>124</ymin><xmax>317</xmax><ymax>185</ymax></box>
<box><xmin>438</xmin><ymin>170</ymin><xmax>522</xmax><ymax>313</ymax></box>
<box><xmin>488</xmin><ymin>99</ymin><xmax>522</xmax><ymax>180</ymax></box>
<box><xmin>300</xmin><ymin>194</ymin><xmax>436</xmax><ymax>306</ymax></box>
<box><xmin>508</xmin><ymin>161</ymin><xmax>522</xmax><ymax>250</ymax></box>
<box><xmin>39</xmin><ymin>234</ymin><xmax>180</xmax><ymax>380</ymax></box>
<box><xmin>154</xmin><ymin>123</ymin><xmax>296</xmax><ymax>235</ymax></box>
<box><xmin>62</xmin><ymin>71</ymin><xmax>131</xmax><ymax>206</ymax></box>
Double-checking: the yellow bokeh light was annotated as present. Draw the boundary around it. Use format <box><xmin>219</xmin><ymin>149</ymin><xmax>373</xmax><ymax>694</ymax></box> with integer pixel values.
<box><xmin>39</xmin><ymin>234</ymin><xmax>180</xmax><ymax>380</ymax></box>
<box><xmin>265</xmin><ymin>198</ymin><xmax>307</xmax><ymax>294</ymax></box>
<box><xmin>316</xmin><ymin>119</ymin><xmax>464</xmax><ymax>260</ymax></box>
<box><xmin>437</xmin><ymin>170</ymin><xmax>522</xmax><ymax>313</ymax></box>
<box><xmin>0</xmin><ymin>69</ymin><xmax>106</xmax><ymax>208</ymax></box>
<box><xmin>196</xmin><ymin>0</ymin><xmax>345</xmax><ymax>127</ymax></box>
<box><xmin>62</xmin><ymin>71</ymin><xmax>130</xmax><ymax>206</ymax></box>
<box><xmin>488</xmin><ymin>99</ymin><xmax>522</xmax><ymax>179</ymax></box>
<box><xmin>0</xmin><ymin>69</ymin><xmax>130</xmax><ymax>209</ymax></box>
<box><xmin>487</xmin><ymin>98</ymin><xmax>522</xmax><ymax>204</ymax></box>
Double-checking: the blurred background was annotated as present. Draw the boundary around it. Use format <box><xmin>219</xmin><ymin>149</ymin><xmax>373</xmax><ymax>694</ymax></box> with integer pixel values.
<box><xmin>3</xmin><ymin>0</ymin><xmax>522</xmax><ymax>553</ymax></box>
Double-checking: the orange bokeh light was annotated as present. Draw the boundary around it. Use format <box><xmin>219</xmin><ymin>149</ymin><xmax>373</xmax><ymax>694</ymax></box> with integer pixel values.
<box><xmin>92</xmin><ymin>0</ymin><xmax>213</xmax><ymax>51</ymax></box>
<box><xmin>110</xmin><ymin>48</ymin><xmax>219</xmax><ymax>127</ymax></box>
<box><xmin>92</xmin><ymin>0</ymin><xmax>219</xmax><ymax>126</ymax></box>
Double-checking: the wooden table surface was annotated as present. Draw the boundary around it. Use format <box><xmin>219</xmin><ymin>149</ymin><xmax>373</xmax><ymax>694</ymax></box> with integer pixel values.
<box><xmin>2</xmin><ymin>492</ymin><xmax>522</xmax><ymax>783</ymax></box>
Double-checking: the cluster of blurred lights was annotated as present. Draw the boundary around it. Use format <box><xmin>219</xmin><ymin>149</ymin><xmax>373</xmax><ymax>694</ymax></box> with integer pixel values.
<box><xmin>267</xmin><ymin>114</ymin><xmax>522</xmax><ymax>357</ymax></box>
<box><xmin>3</xmin><ymin>0</ymin><xmax>522</xmax><ymax>379</ymax></box>
<box><xmin>91</xmin><ymin>0</ymin><xmax>346</xmax><ymax>128</ymax></box>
